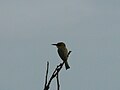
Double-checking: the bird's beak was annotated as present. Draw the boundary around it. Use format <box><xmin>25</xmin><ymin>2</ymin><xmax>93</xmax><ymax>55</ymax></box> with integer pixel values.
<box><xmin>52</xmin><ymin>44</ymin><xmax>57</xmax><ymax>46</ymax></box>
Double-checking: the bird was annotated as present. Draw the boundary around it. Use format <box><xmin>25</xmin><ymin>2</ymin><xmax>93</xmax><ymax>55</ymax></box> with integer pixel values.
<box><xmin>52</xmin><ymin>42</ymin><xmax>70</xmax><ymax>70</ymax></box>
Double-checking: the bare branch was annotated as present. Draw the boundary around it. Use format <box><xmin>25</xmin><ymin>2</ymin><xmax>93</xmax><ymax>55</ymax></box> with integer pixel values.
<box><xmin>44</xmin><ymin>61</ymin><xmax>49</xmax><ymax>90</ymax></box>
<box><xmin>43</xmin><ymin>51</ymin><xmax>72</xmax><ymax>90</ymax></box>
<box><xmin>43</xmin><ymin>62</ymin><xmax>64</xmax><ymax>90</ymax></box>
<box><xmin>67</xmin><ymin>51</ymin><xmax>72</xmax><ymax>57</ymax></box>
<box><xmin>47</xmin><ymin>62</ymin><xmax>64</xmax><ymax>88</ymax></box>
<box><xmin>56</xmin><ymin>74</ymin><xmax>60</xmax><ymax>90</ymax></box>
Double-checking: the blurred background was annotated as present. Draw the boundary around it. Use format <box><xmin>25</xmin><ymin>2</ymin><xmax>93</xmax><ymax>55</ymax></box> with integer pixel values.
<box><xmin>0</xmin><ymin>0</ymin><xmax>120</xmax><ymax>90</ymax></box>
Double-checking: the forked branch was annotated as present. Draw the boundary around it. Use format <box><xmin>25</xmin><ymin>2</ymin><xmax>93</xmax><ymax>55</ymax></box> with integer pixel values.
<box><xmin>43</xmin><ymin>51</ymin><xmax>72</xmax><ymax>90</ymax></box>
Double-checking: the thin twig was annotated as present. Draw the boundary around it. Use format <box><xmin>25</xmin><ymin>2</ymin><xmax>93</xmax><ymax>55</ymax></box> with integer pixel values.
<box><xmin>56</xmin><ymin>73</ymin><xmax>60</xmax><ymax>90</ymax></box>
<box><xmin>47</xmin><ymin>62</ymin><xmax>64</xmax><ymax>88</ymax></box>
<box><xmin>67</xmin><ymin>51</ymin><xmax>72</xmax><ymax>57</ymax></box>
<box><xmin>43</xmin><ymin>51</ymin><xmax>72</xmax><ymax>90</ymax></box>
<box><xmin>44</xmin><ymin>61</ymin><xmax>49</xmax><ymax>90</ymax></box>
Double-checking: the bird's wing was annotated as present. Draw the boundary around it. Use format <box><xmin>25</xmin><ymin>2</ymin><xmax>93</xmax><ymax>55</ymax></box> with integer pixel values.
<box><xmin>57</xmin><ymin>48</ymin><xmax>68</xmax><ymax>61</ymax></box>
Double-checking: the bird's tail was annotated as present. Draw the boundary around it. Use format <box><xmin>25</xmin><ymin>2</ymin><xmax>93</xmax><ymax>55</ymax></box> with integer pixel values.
<box><xmin>65</xmin><ymin>61</ymin><xmax>70</xmax><ymax>70</ymax></box>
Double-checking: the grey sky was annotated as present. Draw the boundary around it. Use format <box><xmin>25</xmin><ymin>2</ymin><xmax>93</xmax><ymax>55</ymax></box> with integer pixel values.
<box><xmin>0</xmin><ymin>0</ymin><xmax>120</xmax><ymax>90</ymax></box>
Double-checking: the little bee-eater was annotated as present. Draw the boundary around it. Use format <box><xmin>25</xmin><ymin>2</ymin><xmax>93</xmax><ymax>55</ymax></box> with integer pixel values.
<box><xmin>52</xmin><ymin>42</ymin><xmax>70</xmax><ymax>70</ymax></box>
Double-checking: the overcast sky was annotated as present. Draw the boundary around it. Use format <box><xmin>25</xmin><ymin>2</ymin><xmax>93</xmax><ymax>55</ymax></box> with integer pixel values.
<box><xmin>0</xmin><ymin>0</ymin><xmax>120</xmax><ymax>90</ymax></box>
